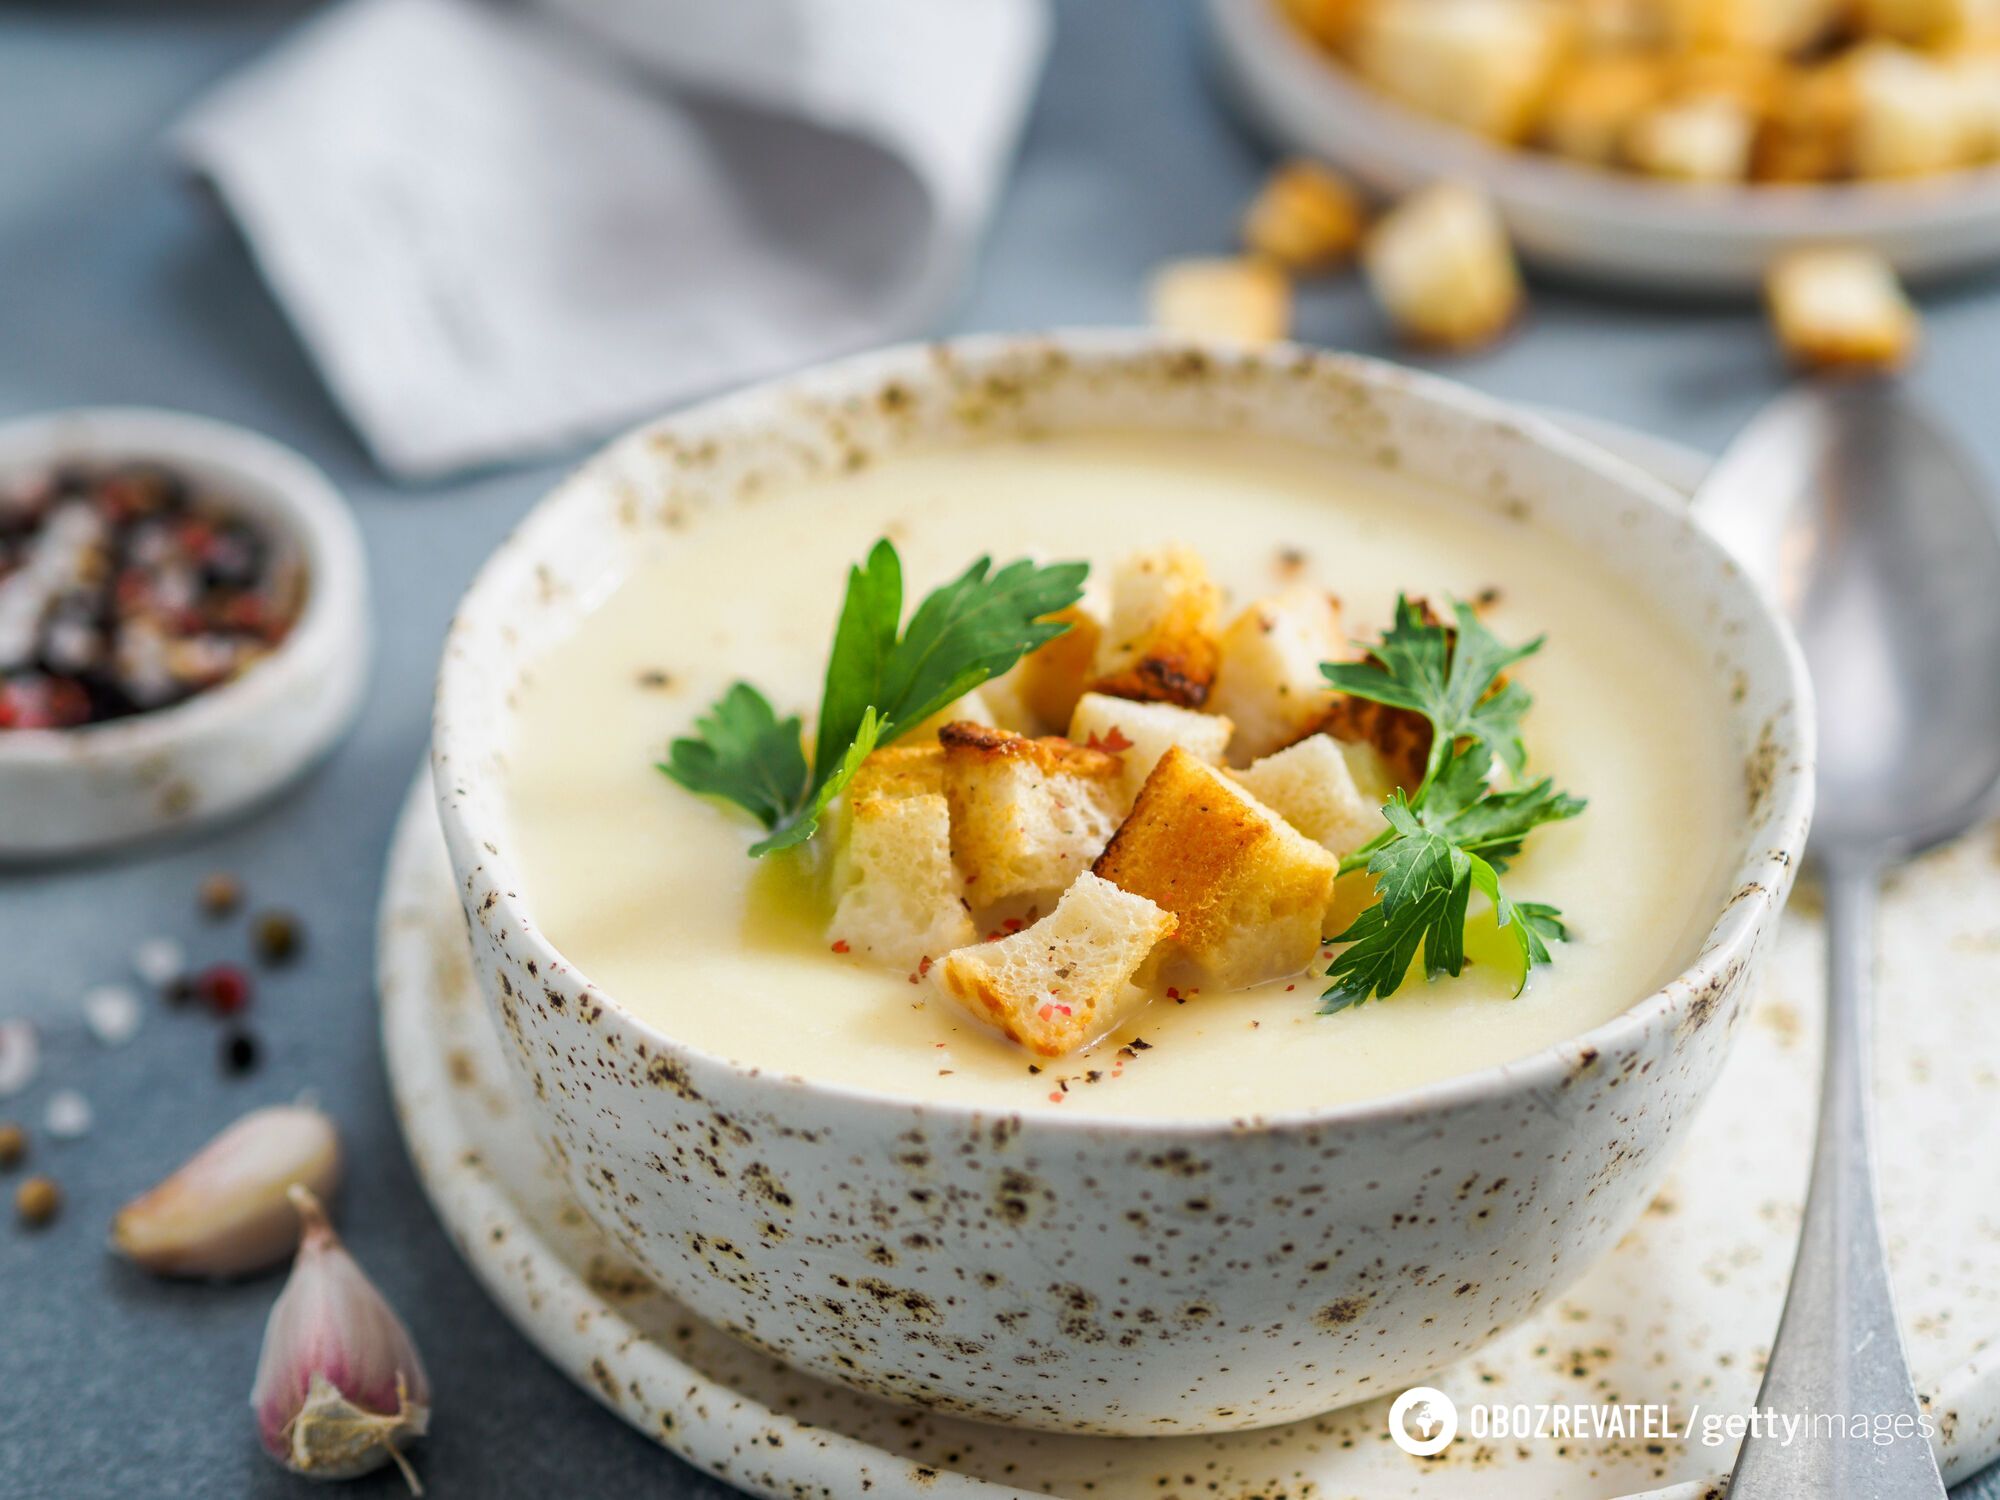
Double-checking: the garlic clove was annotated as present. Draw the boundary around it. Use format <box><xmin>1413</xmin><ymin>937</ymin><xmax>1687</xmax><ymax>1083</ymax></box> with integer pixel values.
<box><xmin>112</xmin><ymin>1104</ymin><xmax>341</xmax><ymax>1278</ymax></box>
<box><xmin>253</xmin><ymin>1186</ymin><xmax>430</xmax><ymax>1492</ymax></box>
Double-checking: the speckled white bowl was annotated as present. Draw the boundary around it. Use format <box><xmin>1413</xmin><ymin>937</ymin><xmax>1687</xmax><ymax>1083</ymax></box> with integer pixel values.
<box><xmin>0</xmin><ymin>408</ymin><xmax>369</xmax><ymax>860</ymax></box>
<box><xmin>432</xmin><ymin>333</ymin><xmax>1813</xmax><ymax>1436</ymax></box>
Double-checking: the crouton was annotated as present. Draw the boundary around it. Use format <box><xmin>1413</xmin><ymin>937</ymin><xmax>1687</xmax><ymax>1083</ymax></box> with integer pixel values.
<box><xmin>1851</xmin><ymin>43</ymin><xmax>1979</xmax><ymax>177</ymax></box>
<box><xmin>1017</xmin><ymin>605</ymin><xmax>1104</xmax><ymax>733</ymax></box>
<box><xmin>1090</xmin><ymin>545</ymin><xmax>1225</xmax><ymax>708</ymax></box>
<box><xmin>847</xmin><ymin>743</ymin><xmax>945</xmax><ymax>803</ymax></box>
<box><xmin>1318</xmin><ymin>691</ymin><xmax>1432</xmax><ymax>790</ymax></box>
<box><xmin>1538</xmin><ymin>54</ymin><xmax>1667</xmax><ymax>165</ymax></box>
<box><xmin>1229</xmin><ymin>734</ymin><xmax>1387</xmax><ymax>861</ymax></box>
<box><xmin>1093</xmin><ymin>747</ymin><xmax>1339</xmax><ymax>991</ymax></box>
<box><xmin>904</xmin><ymin>688</ymin><xmax>996</xmax><ymax>746</ymax></box>
<box><xmin>1243</xmin><ymin>161</ymin><xmax>1366</xmax><ymax>272</ymax></box>
<box><xmin>1364</xmin><ymin>183</ymin><xmax>1523</xmax><ymax>352</ymax></box>
<box><xmin>1625</xmin><ymin>94</ymin><xmax>1756</xmax><ymax>181</ymax></box>
<box><xmin>939</xmin><ymin>722</ymin><xmax>1124</xmax><ymax>904</ymax></box>
<box><xmin>1663</xmin><ymin>0</ymin><xmax>1840</xmax><ymax>54</ymax></box>
<box><xmin>1952</xmin><ymin>51</ymin><xmax>2000</xmax><ymax>163</ymax></box>
<box><xmin>1766</xmin><ymin>248</ymin><xmax>1920</xmax><ymax>372</ymax></box>
<box><xmin>1148</xmin><ymin>258</ymin><xmax>1291</xmax><ymax>345</ymax></box>
<box><xmin>1208</xmin><ymin>587</ymin><xmax>1345</xmax><ymax>764</ymax></box>
<box><xmin>827</xmin><ymin>794</ymin><xmax>976</xmax><ymax>971</ymax></box>
<box><xmin>1350</xmin><ymin>0</ymin><xmax>1575</xmax><ymax>143</ymax></box>
<box><xmin>1858</xmin><ymin>0</ymin><xmax>1997</xmax><ymax>44</ymax></box>
<box><xmin>934</xmin><ymin>872</ymin><xmax>1177</xmax><ymax>1057</ymax></box>
<box><xmin>1069</xmin><ymin>692</ymin><xmax>1234</xmax><ymax>809</ymax></box>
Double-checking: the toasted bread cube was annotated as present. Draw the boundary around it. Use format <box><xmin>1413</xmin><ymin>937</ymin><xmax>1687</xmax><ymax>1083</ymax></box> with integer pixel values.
<box><xmin>1364</xmin><ymin>182</ymin><xmax>1523</xmax><ymax>352</ymax></box>
<box><xmin>934</xmin><ymin>872</ymin><xmax>1177</xmax><ymax>1057</ymax></box>
<box><xmin>1318</xmin><ymin>691</ymin><xmax>1433</xmax><ymax>789</ymax></box>
<box><xmin>1851</xmin><ymin>44</ymin><xmax>1979</xmax><ymax>176</ymax></box>
<box><xmin>847</xmin><ymin>743</ymin><xmax>945</xmax><ymax>803</ymax></box>
<box><xmin>1069</xmin><ymin>692</ymin><xmax>1235</xmax><ymax>809</ymax></box>
<box><xmin>828</xmin><ymin>794</ymin><xmax>976</xmax><ymax>971</ymax></box>
<box><xmin>1538</xmin><ymin>53</ymin><xmax>1667</xmax><ymax>164</ymax></box>
<box><xmin>1663</xmin><ymin>0</ymin><xmax>1841</xmax><ymax>52</ymax></box>
<box><xmin>1243</xmin><ymin>161</ymin><xmax>1367</xmax><ymax>271</ymax></box>
<box><xmin>1228</xmin><ymin>734</ymin><xmax>1386</xmax><ymax>861</ymax></box>
<box><xmin>1093</xmin><ymin>747</ymin><xmax>1339</xmax><ymax>990</ymax></box>
<box><xmin>1017</xmin><ymin>605</ymin><xmax>1104</xmax><ymax>733</ymax></box>
<box><xmin>1755</xmin><ymin>57</ymin><xmax>1861</xmax><ymax>181</ymax></box>
<box><xmin>939</xmin><ymin>722</ymin><xmax>1123</xmax><ymax>904</ymax></box>
<box><xmin>1208</xmin><ymin>587</ymin><xmax>1345</xmax><ymax>764</ymax></box>
<box><xmin>1090</xmin><ymin>545</ymin><xmax>1225</xmax><ymax>707</ymax></box>
<box><xmin>1350</xmin><ymin>0</ymin><xmax>1575</xmax><ymax>143</ymax></box>
<box><xmin>1859</xmin><ymin>0</ymin><xmax>1999</xmax><ymax>44</ymax></box>
<box><xmin>1148</xmin><ymin>258</ymin><xmax>1291</xmax><ymax>345</ymax></box>
<box><xmin>1575</xmin><ymin>0</ymin><xmax>1667</xmax><ymax>47</ymax></box>
<box><xmin>1766</xmin><ymin>248</ymin><xmax>1920</xmax><ymax>372</ymax></box>
<box><xmin>905</xmin><ymin>688</ymin><xmax>996</xmax><ymax>746</ymax></box>
<box><xmin>1626</xmin><ymin>94</ymin><xmax>1756</xmax><ymax>181</ymax></box>
<box><xmin>1952</xmin><ymin>51</ymin><xmax>2000</xmax><ymax>161</ymax></box>
<box><xmin>1670</xmin><ymin>50</ymin><xmax>1785</xmax><ymax>115</ymax></box>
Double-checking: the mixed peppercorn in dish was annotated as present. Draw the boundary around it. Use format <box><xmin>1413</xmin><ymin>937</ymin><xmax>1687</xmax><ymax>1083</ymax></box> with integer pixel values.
<box><xmin>0</xmin><ymin>462</ymin><xmax>303</xmax><ymax>731</ymax></box>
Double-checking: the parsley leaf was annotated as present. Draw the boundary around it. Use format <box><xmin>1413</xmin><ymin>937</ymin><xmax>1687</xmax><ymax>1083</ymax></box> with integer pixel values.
<box><xmin>1321</xmin><ymin>595</ymin><xmax>1543</xmax><ymax>790</ymax></box>
<box><xmin>661</xmin><ymin>539</ymin><xmax>1086</xmax><ymax>855</ymax></box>
<box><xmin>1318</xmin><ymin>602</ymin><xmax>1584</xmax><ymax>1014</ymax></box>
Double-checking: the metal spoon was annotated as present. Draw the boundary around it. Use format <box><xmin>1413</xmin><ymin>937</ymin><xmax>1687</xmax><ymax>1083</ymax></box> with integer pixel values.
<box><xmin>1693</xmin><ymin>382</ymin><xmax>2000</xmax><ymax>1498</ymax></box>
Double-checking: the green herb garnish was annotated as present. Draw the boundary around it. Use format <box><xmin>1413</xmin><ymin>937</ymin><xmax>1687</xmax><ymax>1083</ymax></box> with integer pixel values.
<box><xmin>1318</xmin><ymin>596</ymin><xmax>1583</xmax><ymax>1012</ymax></box>
<box><xmin>659</xmin><ymin>539</ymin><xmax>1087</xmax><ymax>855</ymax></box>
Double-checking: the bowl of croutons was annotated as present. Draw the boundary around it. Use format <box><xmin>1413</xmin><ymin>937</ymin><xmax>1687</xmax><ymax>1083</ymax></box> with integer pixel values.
<box><xmin>1210</xmin><ymin>0</ymin><xmax>2000</xmax><ymax>289</ymax></box>
<box><xmin>431</xmin><ymin>330</ymin><xmax>1812</xmax><ymax>1433</ymax></box>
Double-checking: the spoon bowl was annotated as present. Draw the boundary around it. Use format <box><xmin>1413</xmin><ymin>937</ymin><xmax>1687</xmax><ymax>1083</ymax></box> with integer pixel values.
<box><xmin>1699</xmin><ymin>383</ymin><xmax>2000</xmax><ymax>855</ymax></box>
<box><xmin>1697</xmin><ymin>380</ymin><xmax>2000</xmax><ymax>1499</ymax></box>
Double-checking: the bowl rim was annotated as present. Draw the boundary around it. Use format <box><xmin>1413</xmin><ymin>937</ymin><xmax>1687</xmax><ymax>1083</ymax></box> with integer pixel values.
<box><xmin>1209</xmin><ymin>0</ymin><xmax>2000</xmax><ymax>247</ymax></box>
<box><xmin>433</xmin><ymin>329</ymin><xmax>1816</xmax><ymax>1137</ymax></box>
<box><xmin>0</xmin><ymin>405</ymin><xmax>367</xmax><ymax>767</ymax></box>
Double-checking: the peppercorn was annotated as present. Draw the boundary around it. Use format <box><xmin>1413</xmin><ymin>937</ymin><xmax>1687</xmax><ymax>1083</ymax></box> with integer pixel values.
<box><xmin>196</xmin><ymin>964</ymin><xmax>253</xmax><ymax>1017</ymax></box>
<box><xmin>199</xmin><ymin>872</ymin><xmax>242</xmax><ymax>919</ymax></box>
<box><xmin>252</xmin><ymin>910</ymin><xmax>303</xmax><ymax>966</ymax></box>
<box><xmin>15</xmin><ymin>1175</ymin><xmax>59</xmax><ymax>1227</ymax></box>
<box><xmin>221</xmin><ymin>1031</ymin><xmax>260</xmax><ymax>1075</ymax></box>
<box><xmin>0</xmin><ymin>1122</ymin><xmax>24</xmax><ymax>1169</ymax></box>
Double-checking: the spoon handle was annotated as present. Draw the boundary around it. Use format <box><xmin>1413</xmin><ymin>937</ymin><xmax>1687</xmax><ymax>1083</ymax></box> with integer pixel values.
<box><xmin>1728</xmin><ymin>861</ymin><xmax>1944</xmax><ymax>1498</ymax></box>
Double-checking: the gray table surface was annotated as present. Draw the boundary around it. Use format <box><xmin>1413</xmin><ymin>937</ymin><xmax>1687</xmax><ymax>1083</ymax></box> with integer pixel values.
<box><xmin>4</xmin><ymin>4</ymin><xmax>1998</xmax><ymax>1497</ymax></box>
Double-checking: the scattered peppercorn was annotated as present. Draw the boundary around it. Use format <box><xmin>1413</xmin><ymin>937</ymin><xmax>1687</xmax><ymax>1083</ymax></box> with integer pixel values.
<box><xmin>196</xmin><ymin>963</ymin><xmax>253</xmax><ymax>1017</ymax></box>
<box><xmin>15</xmin><ymin>1174</ymin><xmax>59</xmax><ymax>1227</ymax></box>
<box><xmin>199</xmin><ymin>872</ymin><xmax>242</xmax><ymax>919</ymax></box>
<box><xmin>251</xmin><ymin>910</ymin><xmax>303</xmax><ymax>966</ymax></box>
<box><xmin>164</xmin><ymin>975</ymin><xmax>198</xmax><ymax>1008</ymax></box>
<box><xmin>0</xmin><ymin>1122</ymin><xmax>24</xmax><ymax>1169</ymax></box>
<box><xmin>221</xmin><ymin>1031</ymin><xmax>260</xmax><ymax>1075</ymax></box>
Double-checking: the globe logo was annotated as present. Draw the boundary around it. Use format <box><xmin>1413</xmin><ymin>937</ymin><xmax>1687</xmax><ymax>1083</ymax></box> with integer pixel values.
<box><xmin>1389</xmin><ymin>1386</ymin><xmax>1458</xmax><ymax>1457</ymax></box>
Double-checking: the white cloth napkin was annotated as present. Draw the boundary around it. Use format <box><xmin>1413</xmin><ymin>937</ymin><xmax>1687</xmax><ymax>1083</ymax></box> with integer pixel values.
<box><xmin>176</xmin><ymin>0</ymin><xmax>1049</xmax><ymax>479</ymax></box>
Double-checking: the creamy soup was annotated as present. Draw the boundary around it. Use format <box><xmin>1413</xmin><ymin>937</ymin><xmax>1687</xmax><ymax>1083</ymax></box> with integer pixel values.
<box><xmin>504</xmin><ymin>431</ymin><xmax>1740</xmax><ymax>1119</ymax></box>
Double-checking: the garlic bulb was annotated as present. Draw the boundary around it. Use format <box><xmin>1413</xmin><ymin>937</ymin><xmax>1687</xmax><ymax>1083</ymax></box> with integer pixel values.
<box><xmin>252</xmin><ymin>1187</ymin><xmax>431</xmax><ymax>1492</ymax></box>
<box><xmin>112</xmin><ymin>1104</ymin><xmax>341</xmax><ymax>1278</ymax></box>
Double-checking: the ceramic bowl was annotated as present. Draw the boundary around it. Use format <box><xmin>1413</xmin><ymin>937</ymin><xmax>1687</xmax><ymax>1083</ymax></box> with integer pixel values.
<box><xmin>1207</xmin><ymin>0</ymin><xmax>2000</xmax><ymax>292</ymax></box>
<box><xmin>431</xmin><ymin>333</ymin><xmax>1813</xmax><ymax>1435</ymax></box>
<box><xmin>0</xmin><ymin>408</ymin><xmax>369</xmax><ymax>860</ymax></box>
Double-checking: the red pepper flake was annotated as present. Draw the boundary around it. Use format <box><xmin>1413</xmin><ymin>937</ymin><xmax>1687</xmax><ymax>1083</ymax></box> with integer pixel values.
<box><xmin>917</xmin><ymin>956</ymin><xmax>933</xmax><ymax>978</ymax></box>
<box><xmin>829</xmin><ymin>939</ymin><xmax>850</xmax><ymax>954</ymax></box>
<box><xmin>1085</xmin><ymin>727</ymin><xmax>1134</xmax><ymax>754</ymax></box>
<box><xmin>196</xmin><ymin>964</ymin><xmax>252</xmax><ymax>1017</ymax></box>
<box><xmin>1286</xmin><ymin>984</ymin><xmax>1296</xmax><ymax>992</ymax></box>
<box><xmin>907</xmin><ymin>972</ymin><xmax>921</xmax><ymax>984</ymax></box>
<box><xmin>1165</xmin><ymin>987</ymin><xmax>1182</xmax><ymax>1002</ymax></box>
<box><xmin>1038</xmin><ymin>1004</ymin><xmax>1054</xmax><ymax>1020</ymax></box>
<box><xmin>1002</xmin><ymin>917</ymin><xmax>1026</xmax><ymax>933</ymax></box>
<box><xmin>1048</xmin><ymin>1092</ymin><xmax>1064</xmax><ymax>1104</ymax></box>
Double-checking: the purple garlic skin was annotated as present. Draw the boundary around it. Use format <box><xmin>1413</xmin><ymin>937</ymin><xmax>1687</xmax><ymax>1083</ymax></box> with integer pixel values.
<box><xmin>252</xmin><ymin>1187</ymin><xmax>430</xmax><ymax>1492</ymax></box>
<box><xmin>112</xmin><ymin>1104</ymin><xmax>341</xmax><ymax>1278</ymax></box>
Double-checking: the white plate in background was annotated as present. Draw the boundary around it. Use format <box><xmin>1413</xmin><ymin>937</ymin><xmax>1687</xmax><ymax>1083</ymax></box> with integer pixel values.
<box><xmin>1207</xmin><ymin>0</ymin><xmax>2000</xmax><ymax>293</ymax></box>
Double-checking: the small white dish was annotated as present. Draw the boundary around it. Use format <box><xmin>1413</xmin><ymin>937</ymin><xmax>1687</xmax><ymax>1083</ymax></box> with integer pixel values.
<box><xmin>0</xmin><ymin>407</ymin><xmax>369</xmax><ymax>859</ymax></box>
<box><xmin>1207</xmin><ymin>0</ymin><xmax>2000</xmax><ymax>292</ymax></box>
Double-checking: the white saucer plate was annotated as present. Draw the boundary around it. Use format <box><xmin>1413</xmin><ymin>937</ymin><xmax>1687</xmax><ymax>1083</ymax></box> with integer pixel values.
<box><xmin>379</xmin><ymin>420</ymin><xmax>2000</xmax><ymax>1498</ymax></box>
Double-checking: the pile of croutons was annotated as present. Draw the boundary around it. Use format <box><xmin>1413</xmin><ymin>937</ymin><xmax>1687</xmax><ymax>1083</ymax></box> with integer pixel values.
<box><xmin>1286</xmin><ymin>0</ymin><xmax>2000</xmax><ymax>186</ymax></box>
<box><xmin>826</xmin><ymin>546</ymin><xmax>1415</xmax><ymax>1059</ymax></box>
